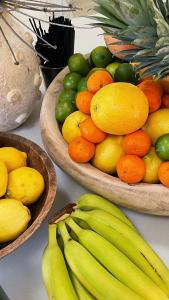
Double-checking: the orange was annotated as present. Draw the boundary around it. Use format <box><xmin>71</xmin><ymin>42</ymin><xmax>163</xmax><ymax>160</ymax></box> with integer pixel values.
<box><xmin>68</xmin><ymin>137</ymin><xmax>95</xmax><ymax>163</ymax></box>
<box><xmin>87</xmin><ymin>70</ymin><xmax>113</xmax><ymax>94</ymax></box>
<box><xmin>159</xmin><ymin>76</ymin><xmax>169</xmax><ymax>94</ymax></box>
<box><xmin>76</xmin><ymin>91</ymin><xmax>93</xmax><ymax>114</ymax></box>
<box><xmin>139</xmin><ymin>76</ymin><xmax>154</xmax><ymax>82</ymax></box>
<box><xmin>138</xmin><ymin>80</ymin><xmax>163</xmax><ymax>97</ymax></box>
<box><xmin>123</xmin><ymin>130</ymin><xmax>151</xmax><ymax>157</ymax></box>
<box><xmin>91</xmin><ymin>82</ymin><xmax>149</xmax><ymax>135</ymax></box>
<box><xmin>158</xmin><ymin>162</ymin><xmax>169</xmax><ymax>188</ymax></box>
<box><xmin>117</xmin><ymin>155</ymin><xmax>146</xmax><ymax>184</ymax></box>
<box><xmin>80</xmin><ymin>117</ymin><xmax>107</xmax><ymax>143</ymax></box>
<box><xmin>162</xmin><ymin>94</ymin><xmax>169</xmax><ymax>108</ymax></box>
<box><xmin>138</xmin><ymin>80</ymin><xmax>163</xmax><ymax>113</ymax></box>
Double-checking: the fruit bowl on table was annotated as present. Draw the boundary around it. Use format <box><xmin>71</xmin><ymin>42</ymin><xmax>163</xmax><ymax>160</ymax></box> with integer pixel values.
<box><xmin>40</xmin><ymin>65</ymin><xmax>169</xmax><ymax>216</ymax></box>
<box><xmin>0</xmin><ymin>132</ymin><xmax>57</xmax><ymax>259</ymax></box>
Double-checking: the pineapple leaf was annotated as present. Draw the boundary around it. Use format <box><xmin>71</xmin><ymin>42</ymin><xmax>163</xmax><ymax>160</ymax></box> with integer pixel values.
<box><xmin>133</xmin><ymin>38</ymin><xmax>155</xmax><ymax>48</ymax></box>
<box><xmin>135</xmin><ymin>49</ymin><xmax>157</xmax><ymax>56</ymax></box>
<box><xmin>95</xmin><ymin>0</ymin><xmax>128</xmax><ymax>25</ymax></box>
<box><xmin>93</xmin><ymin>10</ymin><xmax>126</xmax><ymax>28</ymax></box>
<box><xmin>91</xmin><ymin>0</ymin><xmax>169</xmax><ymax>78</ymax></box>
<box><xmin>156</xmin><ymin>37</ymin><xmax>169</xmax><ymax>48</ymax></box>
<box><xmin>162</xmin><ymin>53</ymin><xmax>169</xmax><ymax>62</ymax></box>
<box><xmin>154</xmin><ymin>0</ymin><xmax>167</xmax><ymax>18</ymax></box>
<box><xmin>157</xmin><ymin>45</ymin><xmax>169</xmax><ymax>55</ymax></box>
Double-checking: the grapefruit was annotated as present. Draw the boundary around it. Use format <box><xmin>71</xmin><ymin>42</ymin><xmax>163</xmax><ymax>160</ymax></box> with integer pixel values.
<box><xmin>90</xmin><ymin>82</ymin><xmax>149</xmax><ymax>135</ymax></box>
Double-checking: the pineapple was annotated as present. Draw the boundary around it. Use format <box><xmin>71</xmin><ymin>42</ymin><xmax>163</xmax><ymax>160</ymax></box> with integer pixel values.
<box><xmin>92</xmin><ymin>0</ymin><xmax>169</xmax><ymax>83</ymax></box>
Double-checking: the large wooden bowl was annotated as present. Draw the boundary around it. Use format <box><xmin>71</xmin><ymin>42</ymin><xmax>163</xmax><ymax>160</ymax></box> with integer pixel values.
<box><xmin>40</xmin><ymin>67</ymin><xmax>169</xmax><ymax>216</ymax></box>
<box><xmin>0</xmin><ymin>132</ymin><xmax>57</xmax><ymax>259</ymax></box>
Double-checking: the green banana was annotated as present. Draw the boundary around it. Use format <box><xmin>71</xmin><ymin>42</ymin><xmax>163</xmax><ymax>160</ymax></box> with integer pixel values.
<box><xmin>72</xmin><ymin>209</ymin><xmax>169</xmax><ymax>294</ymax></box>
<box><xmin>76</xmin><ymin>193</ymin><xmax>135</xmax><ymax>229</ymax></box>
<box><xmin>69</xmin><ymin>269</ymin><xmax>96</xmax><ymax>300</ymax></box>
<box><xmin>58</xmin><ymin>221</ymin><xmax>144</xmax><ymax>300</ymax></box>
<box><xmin>66</xmin><ymin>217</ymin><xmax>169</xmax><ymax>300</ymax></box>
<box><xmin>42</xmin><ymin>223</ymin><xmax>78</xmax><ymax>300</ymax></box>
<box><xmin>73</xmin><ymin>210</ymin><xmax>168</xmax><ymax>295</ymax></box>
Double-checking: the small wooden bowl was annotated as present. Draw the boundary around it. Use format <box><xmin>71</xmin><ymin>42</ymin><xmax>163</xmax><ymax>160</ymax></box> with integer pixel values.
<box><xmin>40</xmin><ymin>67</ymin><xmax>169</xmax><ymax>216</ymax></box>
<box><xmin>0</xmin><ymin>132</ymin><xmax>57</xmax><ymax>259</ymax></box>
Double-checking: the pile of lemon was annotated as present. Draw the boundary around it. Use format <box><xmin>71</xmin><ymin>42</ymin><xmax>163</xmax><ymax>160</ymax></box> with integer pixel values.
<box><xmin>0</xmin><ymin>147</ymin><xmax>45</xmax><ymax>243</ymax></box>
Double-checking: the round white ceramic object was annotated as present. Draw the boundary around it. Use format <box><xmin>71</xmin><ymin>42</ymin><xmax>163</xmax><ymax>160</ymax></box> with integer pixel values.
<box><xmin>0</xmin><ymin>11</ymin><xmax>42</xmax><ymax>131</ymax></box>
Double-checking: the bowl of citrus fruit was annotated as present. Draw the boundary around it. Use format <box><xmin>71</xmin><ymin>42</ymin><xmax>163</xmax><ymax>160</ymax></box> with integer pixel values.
<box><xmin>40</xmin><ymin>45</ymin><xmax>169</xmax><ymax>216</ymax></box>
<box><xmin>0</xmin><ymin>132</ymin><xmax>56</xmax><ymax>258</ymax></box>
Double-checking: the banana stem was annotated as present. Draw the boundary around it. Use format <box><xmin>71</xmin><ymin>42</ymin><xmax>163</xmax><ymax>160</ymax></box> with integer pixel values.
<box><xmin>49</xmin><ymin>203</ymin><xmax>76</xmax><ymax>224</ymax></box>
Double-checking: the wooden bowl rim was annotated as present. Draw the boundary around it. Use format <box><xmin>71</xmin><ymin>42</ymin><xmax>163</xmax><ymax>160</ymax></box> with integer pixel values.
<box><xmin>0</xmin><ymin>132</ymin><xmax>57</xmax><ymax>259</ymax></box>
<box><xmin>40</xmin><ymin>66</ymin><xmax>169</xmax><ymax>216</ymax></box>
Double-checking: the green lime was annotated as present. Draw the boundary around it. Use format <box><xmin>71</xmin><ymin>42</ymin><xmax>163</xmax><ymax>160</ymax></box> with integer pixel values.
<box><xmin>59</xmin><ymin>89</ymin><xmax>76</xmax><ymax>105</ymax></box>
<box><xmin>68</xmin><ymin>53</ymin><xmax>90</xmax><ymax>76</ymax></box>
<box><xmin>77</xmin><ymin>77</ymin><xmax>88</xmax><ymax>92</ymax></box>
<box><xmin>90</xmin><ymin>46</ymin><xmax>112</xmax><ymax>68</ymax></box>
<box><xmin>106</xmin><ymin>62</ymin><xmax>121</xmax><ymax>79</ymax></box>
<box><xmin>55</xmin><ymin>100</ymin><xmax>76</xmax><ymax>123</ymax></box>
<box><xmin>114</xmin><ymin>63</ymin><xmax>138</xmax><ymax>84</ymax></box>
<box><xmin>63</xmin><ymin>72</ymin><xmax>82</xmax><ymax>90</ymax></box>
<box><xmin>88</xmin><ymin>55</ymin><xmax>95</xmax><ymax>68</ymax></box>
<box><xmin>155</xmin><ymin>134</ymin><xmax>169</xmax><ymax>161</ymax></box>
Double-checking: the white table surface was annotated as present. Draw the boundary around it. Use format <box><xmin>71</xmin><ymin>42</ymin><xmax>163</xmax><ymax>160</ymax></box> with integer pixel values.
<box><xmin>1</xmin><ymin>17</ymin><xmax>169</xmax><ymax>300</ymax></box>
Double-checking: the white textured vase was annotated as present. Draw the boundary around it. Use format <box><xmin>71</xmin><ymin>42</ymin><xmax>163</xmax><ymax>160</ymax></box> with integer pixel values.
<box><xmin>0</xmin><ymin>11</ymin><xmax>42</xmax><ymax>131</ymax></box>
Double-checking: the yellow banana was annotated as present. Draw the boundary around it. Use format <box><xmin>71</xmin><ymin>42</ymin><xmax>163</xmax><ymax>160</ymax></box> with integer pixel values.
<box><xmin>69</xmin><ymin>269</ymin><xmax>96</xmax><ymax>300</ymax></box>
<box><xmin>76</xmin><ymin>193</ymin><xmax>135</xmax><ymax>229</ymax></box>
<box><xmin>67</xmin><ymin>217</ymin><xmax>169</xmax><ymax>300</ymax></box>
<box><xmin>72</xmin><ymin>209</ymin><xmax>168</xmax><ymax>294</ymax></box>
<box><xmin>41</xmin><ymin>223</ymin><xmax>78</xmax><ymax>300</ymax></box>
<box><xmin>72</xmin><ymin>209</ymin><xmax>169</xmax><ymax>294</ymax></box>
<box><xmin>58</xmin><ymin>221</ymin><xmax>144</xmax><ymax>300</ymax></box>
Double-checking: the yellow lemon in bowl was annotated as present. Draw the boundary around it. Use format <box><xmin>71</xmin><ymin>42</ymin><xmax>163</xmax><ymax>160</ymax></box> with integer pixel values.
<box><xmin>143</xmin><ymin>147</ymin><xmax>162</xmax><ymax>184</ymax></box>
<box><xmin>143</xmin><ymin>109</ymin><xmax>169</xmax><ymax>145</ymax></box>
<box><xmin>92</xmin><ymin>135</ymin><xmax>124</xmax><ymax>174</ymax></box>
<box><xmin>62</xmin><ymin>111</ymin><xmax>88</xmax><ymax>143</ymax></box>
<box><xmin>90</xmin><ymin>82</ymin><xmax>149</xmax><ymax>135</ymax></box>
<box><xmin>0</xmin><ymin>160</ymin><xmax>8</xmax><ymax>197</ymax></box>
<box><xmin>0</xmin><ymin>198</ymin><xmax>31</xmax><ymax>243</ymax></box>
<box><xmin>0</xmin><ymin>147</ymin><xmax>27</xmax><ymax>172</ymax></box>
<box><xmin>7</xmin><ymin>167</ymin><xmax>45</xmax><ymax>205</ymax></box>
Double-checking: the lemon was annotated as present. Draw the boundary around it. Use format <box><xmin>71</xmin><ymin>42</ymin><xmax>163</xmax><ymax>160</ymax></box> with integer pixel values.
<box><xmin>143</xmin><ymin>109</ymin><xmax>169</xmax><ymax>145</ymax></box>
<box><xmin>91</xmin><ymin>83</ymin><xmax>149</xmax><ymax>135</ymax></box>
<box><xmin>143</xmin><ymin>147</ymin><xmax>162</xmax><ymax>183</ymax></box>
<box><xmin>0</xmin><ymin>160</ymin><xmax>8</xmax><ymax>197</ymax></box>
<box><xmin>7</xmin><ymin>167</ymin><xmax>45</xmax><ymax>205</ymax></box>
<box><xmin>92</xmin><ymin>135</ymin><xmax>124</xmax><ymax>174</ymax></box>
<box><xmin>0</xmin><ymin>147</ymin><xmax>27</xmax><ymax>172</ymax></box>
<box><xmin>0</xmin><ymin>198</ymin><xmax>31</xmax><ymax>243</ymax></box>
<box><xmin>62</xmin><ymin>111</ymin><xmax>88</xmax><ymax>143</ymax></box>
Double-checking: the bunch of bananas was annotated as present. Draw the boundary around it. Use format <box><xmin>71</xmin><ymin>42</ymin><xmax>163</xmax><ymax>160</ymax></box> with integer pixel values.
<box><xmin>42</xmin><ymin>194</ymin><xmax>169</xmax><ymax>300</ymax></box>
